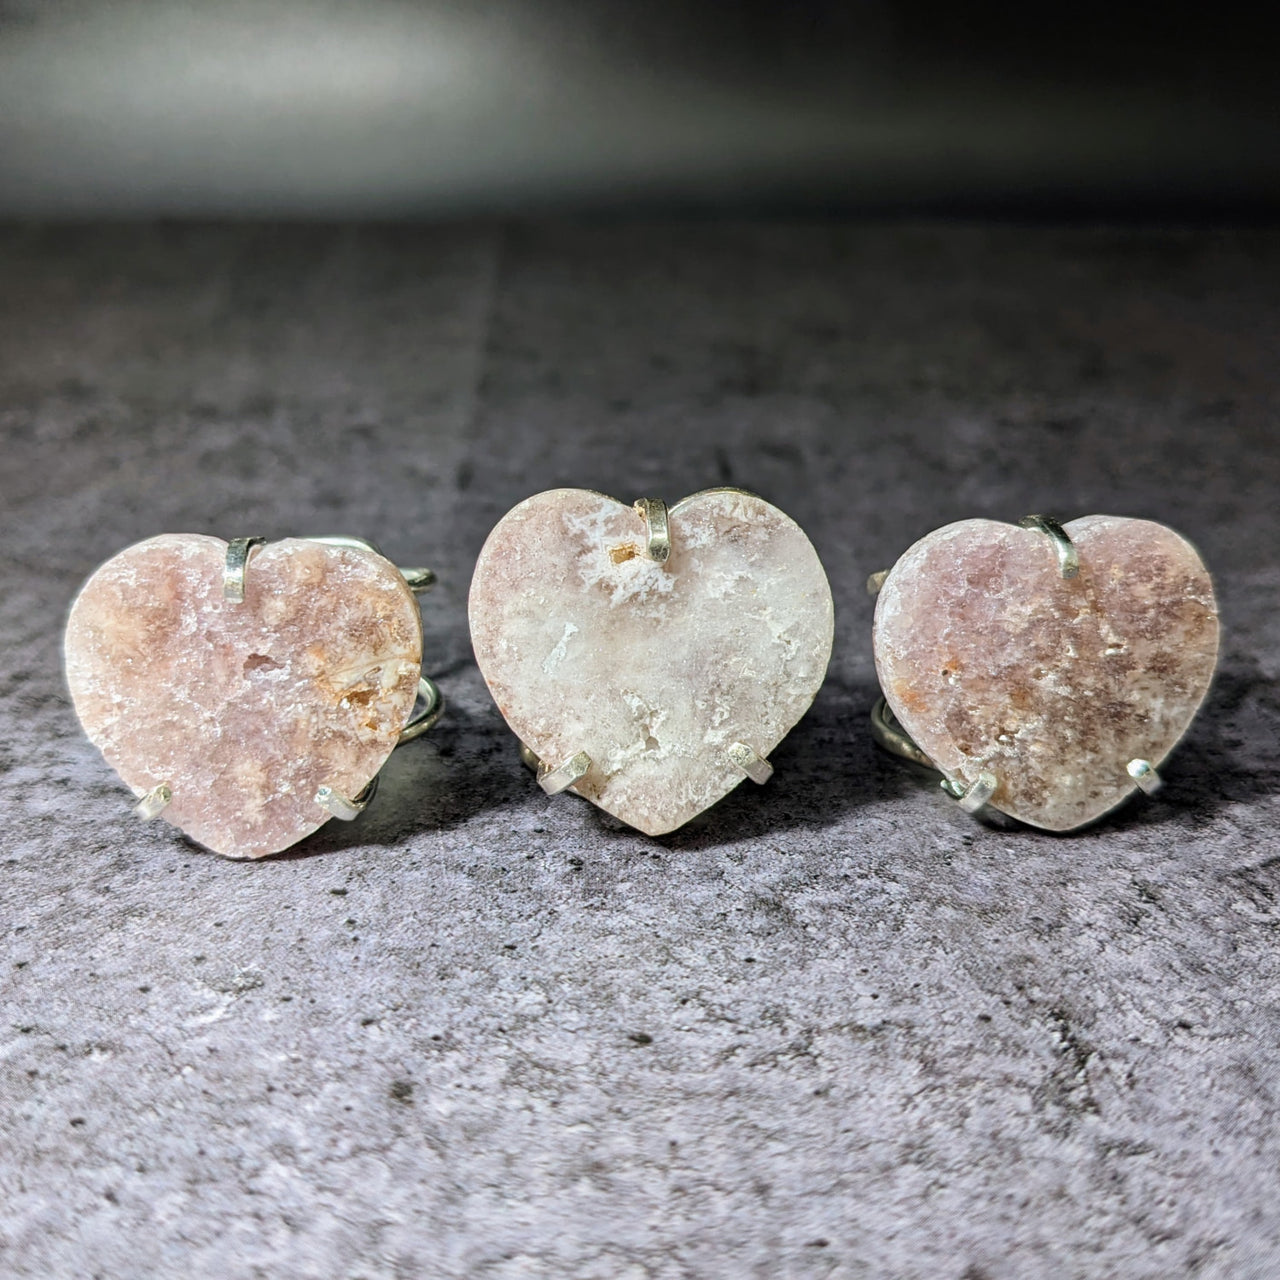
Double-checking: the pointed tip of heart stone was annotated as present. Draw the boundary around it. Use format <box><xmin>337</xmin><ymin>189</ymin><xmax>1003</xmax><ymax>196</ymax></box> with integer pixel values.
<box><xmin>470</xmin><ymin>488</ymin><xmax>834</xmax><ymax>836</ymax></box>
<box><xmin>873</xmin><ymin>515</ymin><xmax>1219</xmax><ymax>832</ymax></box>
<box><xmin>65</xmin><ymin>534</ymin><xmax>423</xmax><ymax>859</ymax></box>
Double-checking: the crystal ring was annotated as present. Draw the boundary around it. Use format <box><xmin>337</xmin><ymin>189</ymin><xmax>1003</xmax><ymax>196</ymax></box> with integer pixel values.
<box><xmin>469</xmin><ymin>487</ymin><xmax>834</xmax><ymax>835</ymax></box>
<box><xmin>868</xmin><ymin>514</ymin><xmax>1219</xmax><ymax>831</ymax></box>
<box><xmin>64</xmin><ymin>533</ymin><xmax>444</xmax><ymax>859</ymax></box>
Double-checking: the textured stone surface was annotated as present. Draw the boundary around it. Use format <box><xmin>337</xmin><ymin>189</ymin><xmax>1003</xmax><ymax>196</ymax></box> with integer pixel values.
<box><xmin>3</xmin><ymin>225</ymin><xmax>1280</xmax><ymax>1279</ymax></box>
<box><xmin>873</xmin><ymin>516</ymin><xmax>1220</xmax><ymax>831</ymax></box>
<box><xmin>469</xmin><ymin>488</ymin><xmax>834</xmax><ymax>835</ymax></box>
<box><xmin>65</xmin><ymin>535</ymin><xmax>422</xmax><ymax>858</ymax></box>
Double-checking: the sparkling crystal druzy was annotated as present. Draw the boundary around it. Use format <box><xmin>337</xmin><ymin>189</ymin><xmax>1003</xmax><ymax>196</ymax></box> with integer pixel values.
<box><xmin>873</xmin><ymin>516</ymin><xmax>1219</xmax><ymax>831</ymax></box>
<box><xmin>65</xmin><ymin>535</ymin><xmax>423</xmax><ymax>858</ymax></box>
<box><xmin>469</xmin><ymin>488</ymin><xmax>835</xmax><ymax>836</ymax></box>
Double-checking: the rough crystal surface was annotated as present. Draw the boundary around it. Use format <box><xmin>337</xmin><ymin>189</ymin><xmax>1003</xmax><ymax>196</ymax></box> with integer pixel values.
<box><xmin>469</xmin><ymin>488</ymin><xmax>835</xmax><ymax>836</ymax></box>
<box><xmin>65</xmin><ymin>535</ymin><xmax>422</xmax><ymax>858</ymax></box>
<box><xmin>873</xmin><ymin>516</ymin><xmax>1219</xmax><ymax>831</ymax></box>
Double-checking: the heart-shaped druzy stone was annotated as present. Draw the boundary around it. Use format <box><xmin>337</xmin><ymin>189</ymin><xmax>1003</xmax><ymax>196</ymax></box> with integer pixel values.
<box><xmin>469</xmin><ymin>489</ymin><xmax>834</xmax><ymax>836</ymax></box>
<box><xmin>873</xmin><ymin>516</ymin><xmax>1219</xmax><ymax>831</ymax></box>
<box><xmin>65</xmin><ymin>535</ymin><xmax>422</xmax><ymax>858</ymax></box>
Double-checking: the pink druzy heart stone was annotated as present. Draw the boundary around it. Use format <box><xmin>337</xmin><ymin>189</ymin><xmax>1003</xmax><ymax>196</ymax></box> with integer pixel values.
<box><xmin>873</xmin><ymin>516</ymin><xmax>1219</xmax><ymax>831</ymax></box>
<box><xmin>65</xmin><ymin>535</ymin><xmax>422</xmax><ymax>858</ymax></box>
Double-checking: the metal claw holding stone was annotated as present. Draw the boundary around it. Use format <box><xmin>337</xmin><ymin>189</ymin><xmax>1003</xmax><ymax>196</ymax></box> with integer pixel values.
<box><xmin>223</xmin><ymin>537</ymin><xmax>267</xmax><ymax>602</ymax></box>
<box><xmin>727</xmin><ymin>741</ymin><xmax>773</xmax><ymax>785</ymax></box>
<box><xmin>1127</xmin><ymin>758</ymin><xmax>1163</xmax><ymax>795</ymax></box>
<box><xmin>873</xmin><ymin>696</ymin><xmax>998</xmax><ymax>814</ymax></box>
<box><xmin>314</xmin><ymin>778</ymin><xmax>378</xmax><ymax>821</ymax></box>
<box><xmin>227</xmin><ymin>535</ymin><xmax>437</xmax><ymax>603</ymax></box>
<box><xmin>942</xmin><ymin>770</ymin><xmax>999</xmax><ymax>814</ymax></box>
<box><xmin>633</xmin><ymin>499</ymin><xmax>671</xmax><ymax>564</ymax></box>
<box><xmin>133</xmin><ymin>782</ymin><xmax>173</xmax><ymax>821</ymax></box>
<box><xmin>399</xmin><ymin>567</ymin><xmax>436</xmax><ymax>595</ymax></box>
<box><xmin>1019</xmin><ymin>514</ymin><xmax>1079</xmax><ymax>579</ymax></box>
<box><xmin>522</xmin><ymin>747</ymin><xmax>592</xmax><ymax>796</ymax></box>
<box><xmin>310</xmin><ymin>677</ymin><xmax>443</xmax><ymax>823</ymax></box>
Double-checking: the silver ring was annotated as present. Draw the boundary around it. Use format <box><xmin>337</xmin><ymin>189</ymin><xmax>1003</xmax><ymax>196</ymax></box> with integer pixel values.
<box><xmin>398</xmin><ymin>675</ymin><xmax>445</xmax><ymax>744</ymax></box>
<box><xmin>869</xmin><ymin>695</ymin><xmax>936</xmax><ymax>770</ymax></box>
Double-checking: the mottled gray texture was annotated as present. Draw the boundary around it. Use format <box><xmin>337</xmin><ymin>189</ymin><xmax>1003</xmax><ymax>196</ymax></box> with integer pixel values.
<box><xmin>1</xmin><ymin>224</ymin><xmax>1278</xmax><ymax>1279</ymax></box>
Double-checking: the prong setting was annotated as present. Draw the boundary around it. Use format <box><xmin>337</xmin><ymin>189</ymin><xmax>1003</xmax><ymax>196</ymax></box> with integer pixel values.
<box><xmin>1019</xmin><ymin>515</ymin><xmax>1079</xmax><ymax>579</ymax></box>
<box><xmin>315</xmin><ymin>779</ymin><xmax>377</xmax><ymax>821</ymax></box>
<box><xmin>133</xmin><ymin>783</ymin><xmax>173</xmax><ymax>820</ymax></box>
<box><xmin>943</xmin><ymin>770</ymin><xmax>998</xmax><ymax>814</ymax></box>
<box><xmin>537</xmin><ymin>751</ymin><xmax>592</xmax><ymax>796</ymax></box>
<box><xmin>633</xmin><ymin>499</ymin><xmax>671</xmax><ymax>564</ymax></box>
<box><xmin>727</xmin><ymin>741</ymin><xmax>774</xmax><ymax>784</ymax></box>
<box><xmin>1127</xmin><ymin>758</ymin><xmax>1163</xmax><ymax>794</ymax></box>
<box><xmin>223</xmin><ymin>537</ymin><xmax>267</xmax><ymax>602</ymax></box>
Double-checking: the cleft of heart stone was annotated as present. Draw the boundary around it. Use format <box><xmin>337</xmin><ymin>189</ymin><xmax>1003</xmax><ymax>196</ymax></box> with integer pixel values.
<box><xmin>872</xmin><ymin>515</ymin><xmax>1219</xmax><ymax>831</ymax></box>
<box><xmin>468</xmin><ymin>488</ymin><xmax>835</xmax><ymax>836</ymax></box>
<box><xmin>64</xmin><ymin>535</ymin><xmax>423</xmax><ymax>859</ymax></box>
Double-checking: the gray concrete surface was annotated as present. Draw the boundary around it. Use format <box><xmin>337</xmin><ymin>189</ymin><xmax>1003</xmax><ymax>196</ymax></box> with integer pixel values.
<box><xmin>1</xmin><ymin>223</ymin><xmax>1278</xmax><ymax>1278</ymax></box>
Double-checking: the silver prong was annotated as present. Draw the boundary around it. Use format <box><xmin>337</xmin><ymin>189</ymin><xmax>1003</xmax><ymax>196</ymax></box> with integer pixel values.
<box><xmin>727</xmin><ymin>741</ymin><xmax>774</xmax><ymax>785</ymax></box>
<box><xmin>633</xmin><ymin>499</ymin><xmax>671</xmax><ymax>564</ymax></box>
<box><xmin>224</xmin><ymin>537</ymin><xmax>267</xmax><ymax>602</ymax></box>
<box><xmin>1127</xmin><ymin>758</ymin><xmax>1163</xmax><ymax>795</ymax></box>
<box><xmin>315</xmin><ymin>778</ymin><xmax>377</xmax><ymax>821</ymax></box>
<box><xmin>134</xmin><ymin>783</ymin><xmax>172</xmax><ymax>820</ymax></box>
<box><xmin>866</xmin><ymin>570</ymin><xmax>889</xmax><ymax>596</ymax></box>
<box><xmin>397</xmin><ymin>676</ymin><xmax>445</xmax><ymax>744</ymax></box>
<box><xmin>1019</xmin><ymin>515</ymin><xmax>1079</xmax><ymax>579</ymax></box>
<box><xmin>538</xmin><ymin>750</ymin><xmax>592</xmax><ymax>796</ymax></box>
<box><xmin>944</xmin><ymin>770</ymin><xmax>998</xmax><ymax>814</ymax></box>
<box><xmin>399</xmin><ymin>567</ymin><xmax>436</xmax><ymax>595</ymax></box>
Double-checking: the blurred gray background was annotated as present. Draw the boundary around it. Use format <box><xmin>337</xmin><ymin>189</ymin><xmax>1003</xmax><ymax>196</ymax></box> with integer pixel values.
<box><xmin>1</xmin><ymin>0</ymin><xmax>1277</xmax><ymax>218</ymax></box>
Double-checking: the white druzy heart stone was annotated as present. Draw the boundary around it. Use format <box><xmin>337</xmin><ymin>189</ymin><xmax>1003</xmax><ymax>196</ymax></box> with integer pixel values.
<box><xmin>469</xmin><ymin>488</ymin><xmax>834</xmax><ymax>835</ymax></box>
<box><xmin>873</xmin><ymin>516</ymin><xmax>1219</xmax><ymax>831</ymax></box>
<box><xmin>65</xmin><ymin>535</ymin><xmax>423</xmax><ymax>859</ymax></box>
